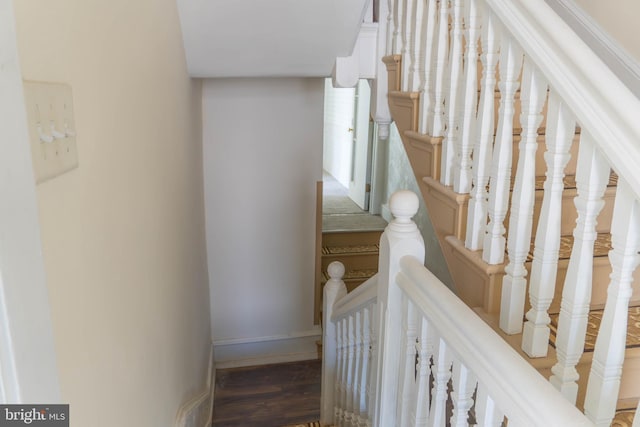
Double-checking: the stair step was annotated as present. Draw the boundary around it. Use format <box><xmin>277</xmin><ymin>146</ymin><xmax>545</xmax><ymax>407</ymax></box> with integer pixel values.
<box><xmin>322</xmin><ymin>230</ymin><xmax>384</xmax><ymax>247</ymax></box>
<box><xmin>548</xmin><ymin>306</ymin><xmax>640</xmax><ymax>353</ymax></box>
<box><xmin>614</xmin><ymin>408</ymin><xmax>637</xmax><ymax>426</ymax></box>
<box><xmin>322</xmin><ymin>243</ymin><xmax>379</xmax><ymax>255</ymax></box>
<box><xmin>474</xmin><ymin>308</ymin><xmax>640</xmax><ymax>412</ymax></box>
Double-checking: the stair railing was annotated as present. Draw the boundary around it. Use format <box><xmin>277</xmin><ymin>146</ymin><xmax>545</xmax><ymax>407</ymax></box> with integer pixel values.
<box><xmin>386</xmin><ymin>0</ymin><xmax>640</xmax><ymax>425</ymax></box>
<box><xmin>321</xmin><ymin>190</ymin><xmax>593</xmax><ymax>426</ymax></box>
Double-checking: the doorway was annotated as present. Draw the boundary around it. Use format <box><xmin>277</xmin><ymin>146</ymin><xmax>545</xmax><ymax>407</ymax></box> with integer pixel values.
<box><xmin>314</xmin><ymin>78</ymin><xmax>387</xmax><ymax>324</ymax></box>
<box><xmin>322</xmin><ymin>78</ymin><xmax>373</xmax><ymax>212</ymax></box>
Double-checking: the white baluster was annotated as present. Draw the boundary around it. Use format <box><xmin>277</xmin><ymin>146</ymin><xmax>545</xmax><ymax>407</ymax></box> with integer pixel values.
<box><xmin>475</xmin><ymin>384</ymin><xmax>505</xmax><ymax>426</ymax></box>
<box><xmin>549</xmin><ymin>132</ymin><xmax>610</xmax><ymax>403</ymax></box>
<box><xmin>633</xmin><ymin>405</ymin><xmax>640</xmax><ymax>427</ymax></box>
<box><xmin>321</xmin><ymin>262</ymin><xmax>348</xmax><ymax>426</ymax></box>
<box><xmin>499</xmin><ymin>59</ymin><xmax>547</xmax><ymax>334</ymax></box>
<box><xmin>465</xmin><ymin>6</ymin><xmax>499</xmax><ymax>250</ymax></box>
<box><xmin>428</xmin><ymin>336</ymin><xmax>453</xmax><ymax>427</ymax></box>
<box><xmin>357</xmin><ymin>306</ymin><xmax>372</xmax><ymax>426</ymax></box>
<box><xmin>352</xmin><ymin>311</ymin><xmax>363</xmax><ymax>426</ymax></box>
<box><xmin>483</xmin><ymin>32</ymin><xmax>523</xmax><ymax>265</ymax></box>
<box><xmin>346</xmin><ymin>315</ymin><xmax>356</xmax><ymax>426</ymax></box>
<box><xmin>522</xmin><ymin>93</ymin><xmax>575</xmax><ymax>357</ymax></box>
<box><xmin>453</xmin><ymin>0</ymin><xmax>481</xmax><ymax>194</ymax></box>
<box><xmin>366</xmin><ymin>304</ymin><xmax>378</xmax><ymax>427</ymax></box>
<box><xmin>386</xmin><ymin>0</ymin><xmax>396</xmax><ymax>56</ymax></box>
<box><xmin>408</xmin><ymin>0</ymin><xmax>425</xmax><ymax>91</ymax></box>
<box><xmin>392</xmin><ymin>0</ymin><xmax>404</xmax><ymax>55</ymax></box>
<box><xmin>449</xmin><ymin>361</ymin><xmax>477</xmax><ymax>427</ymax></box>
<box><xmin>440</xmin><ymin>0</ymin><xmax>465</xmax><ymax>187</ymax></box>
<box><xmin>411</xmin><ymin>317</ymin><xmax>432</xmax><ymax>427</ymax></box>
<box><xmin>401</xmin><ymin>0</ymin><xmax>414</xmax><ymax>91</ymax></box>
<box><xmin>584</xmin><ymin>179</ymin><xmax>640</xmax><ymax>426</ymax></box>
<box><xmin>336</xmin><ymin>318</ymin><xmax>346</xmax><ymax>425</ymax></box>
<box><xmin>418</xmin><ymin>0</ymin><xmax>439</xmax><ymax>135</ymax></box>
<box><xmin>431</xmin><ymin>0</ymin><xmax>451</xmax><ymax>137</ymax></box>
<box><xmin>397</xmin><ymin>298</ymin><xmax>418</xmax><ymax>427</ymax></box>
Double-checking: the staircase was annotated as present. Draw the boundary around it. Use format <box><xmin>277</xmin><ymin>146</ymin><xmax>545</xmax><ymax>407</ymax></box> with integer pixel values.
<box><xmin>319</xmin><ymin>0</ymin><xmax>640</xmax><ymax>425</ymax></box>
<box><xmin>315</xmin><ymin>173</ymin><xmax>387</xmax><ymax>325</ymax></box>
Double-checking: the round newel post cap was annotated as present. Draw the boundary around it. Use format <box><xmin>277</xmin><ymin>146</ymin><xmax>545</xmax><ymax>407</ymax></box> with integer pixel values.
<box><xmin>390</xmin><ymin>190</ymin><xmax>419</xmax><ymax>223</ymax></box>
<box><xmin>327</xmin><ymin>261</ymin><xmax>345</xmax><ymax>280</ymax></box>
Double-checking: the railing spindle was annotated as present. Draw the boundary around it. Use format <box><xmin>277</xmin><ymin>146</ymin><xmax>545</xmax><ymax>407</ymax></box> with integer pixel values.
<box><xmin>449</xmin><ymin>361</ymin><xmax>477</xmax><ymax>427</ymax></box>
<box><xmin>549</xmin><ymin>132</ymin><xmax>609</xmax><ymax>404</ymax></box>
<box><xmin>465</xmin><ymin>6</ymin><xmax>499</xmax><ymax>250</ymax></box>
<box><xmin>474</xmin><ymin>383</ymin><xmax>505</xmax><ymax>426</ymax></box>
<box><xmin>392</xmin><ymin>0</ymin><xmax>404</xmax><ymax>55</ymax></box>
<box><xmin>408</xmin><ymin>0</ymin><xmax>426</xmax><ymax>91</ymax></box>
<box><xmin>411</xmin><ymin>317</ymin><xmax>432</xmax><ymax>426</ymax></box>
<box><xmin>352</xmin><ymin>312</ymin><xmax>364</xmax><ymax>426</ymax></box>
<box><xmin>522</xmin><ymin>92</ymin><xmax>575</xmax><ymax>357</ymax></box>
<box><xmin>357</xmin><ymin>307</ymin><xmax>372</xmax><ymax>426</ymax></box>
<box><xmin>401</xmin><ymin>0</ymin><xmax>414</xmax><ymax>91</ymax></box>
<box><xmin>386</xmin><ymin>0</ymin><xmax>396</xmax><ymax>56</ymax></box>
<box><xmin>346</xmin><ymin>316</ymin><xmax>357</xmax><ymax>426</ymax></box>
<box><xmin>397</xmin><ymin>298</ymin><xmax>418</xmax><ymax>427</ymax></box>
<box><xmin>453</xmin><ymin>0</ymin><xmax>481</xmax><ymax>194</ymax></box>
<box><xmin>499</xmin><ymin>59</ymin><xmax>547</xmax><ymax>334</ymax></box>
<box><xmin>431</xmin><ymin>0</ymin><xmax>451</xmax><ymax>137</ymax></box>
<box><xmin>428</xmin><ymin>336</ymin><xmax>452</xmax><ymax>426</ymax></box>
<box><xmin>418</xmin><ymin>0</ymin><xmax>440</xmax><ymax>135</ymax></box>
<box><xmin>584</xmin><ymin>179</ymin><xmax>640</xmax><ymax>427</ymax></box>
<box><xmin>440</xmin><ymin>0</ymin><xmax>465</xmax><ymax>186</ymax></box>
<box><xmin>336</xmin><ymin>318</ymin><xmax>346</xmax><ymax>425</ymax></box>
<box><xmin>482</xmin><ymin>31</ymin><xmax>523</xmax><ymax>265</ymax></box>
<box><xmin>366</xmin><ymin>306</ymin><xmax>378</xmax><ymax>427</ymax></box>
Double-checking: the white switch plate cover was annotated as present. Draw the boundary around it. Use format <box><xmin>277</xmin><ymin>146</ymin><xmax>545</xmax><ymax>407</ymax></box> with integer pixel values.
<box><xmin>23</xmin><ymin>81</ymin><xmax>79</xmax><ymax>183</ymax></box>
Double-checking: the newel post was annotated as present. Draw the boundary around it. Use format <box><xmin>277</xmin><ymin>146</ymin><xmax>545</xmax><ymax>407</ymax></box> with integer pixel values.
<box><xmin>373</xmin><ymin>190</ymin><xmax>425</xmax><ymax>426</ymax></box>
<box><xmin>320</xmin><ymin>261</ymin><xmax>348</xmax><ymax>426</ymax></box>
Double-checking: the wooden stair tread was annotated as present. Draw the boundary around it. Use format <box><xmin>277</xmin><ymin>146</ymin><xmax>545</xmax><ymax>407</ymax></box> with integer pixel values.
<box><xmin>525</xmin><ymin>232</ymin><xmax>612</xmax><ymax>262</ymax></box>
<box><xmin>322</xmin><ymin>243</ymin><xmax>379</xmax><ymax>255</ymax></box>
<box><xmin>613</xmin><ymin>408</ymin><xmax>636</xmax><ymax>426</ymax></box>
<box><xmin>322</xmin><ymin>268</ymin><xmax>377</xmax><ymax>282</ymax></box>
<box><xmin>532</xmin><ymin>171</ymin><xmax>618</xmax><ymax>191</ymax></box>
<box><xmin>549</xmin><ymin>306</ymin><xmax>640</xmax><ymax>353</ymax></box>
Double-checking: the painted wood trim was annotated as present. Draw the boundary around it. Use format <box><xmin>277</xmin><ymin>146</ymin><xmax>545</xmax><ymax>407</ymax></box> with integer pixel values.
<box><xmin>314</xmin><ymin>180</ymin><xmax>323</xmax><ymax>324</ymax></box>
<box><xmin>175</xmin><ymin>343</ymin><xmax>216</xmax><ymax>427</ymax></box>
<box><xmin>0</xmin><ymin>0</ymin><xmax>60</xmax><ymax>403</ymax></box>
<box><xmin>213</xmin><ymin>328</ymin><xmax>322</xmax><ymax>347</ymax></box>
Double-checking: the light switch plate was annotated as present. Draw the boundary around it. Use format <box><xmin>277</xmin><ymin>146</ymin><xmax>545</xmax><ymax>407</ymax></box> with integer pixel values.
<box><xmin>23</xmin><ymin>81</ymin><xmax>79</xmax><ymax>183</ymax></box>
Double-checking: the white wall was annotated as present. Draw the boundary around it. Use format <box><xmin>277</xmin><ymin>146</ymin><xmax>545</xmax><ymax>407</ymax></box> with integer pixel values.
<box><xmin>323</xmin><ymin>79</ymin><xmax>355</xmax><ymax>187</ymax></box>
<box><xmin>383</xmin><ymin>124</ymin><xmax>453</xmax><ymax>289</ymax></box>
<box><xmin>572</xmin><ymin>0</ymin><xmax>640</xmax><ymax>61</ymax></box>
<box><xmin>14</xmin><ymin>1</ymin><xmax>212</xmax><ymax>426</ymax></box>
<box><xmin>203</xmin><ymin>78</ymin><xmax>324</xmax><ymax>367</ymax></box>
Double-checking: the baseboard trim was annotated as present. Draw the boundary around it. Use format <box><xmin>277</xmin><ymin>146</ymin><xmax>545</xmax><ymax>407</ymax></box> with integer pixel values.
<box><xmin>213</xmin><ymin>328</ymin><xmax>321</xmax><ymax>347</ymax></box>
<box><xmin>175</xmin><ymin>343</ymin><xmax>215</xmax><ymax>427</ymax></box>
<box><xmin>215</xmin><ymin>350</ymin><xmax>319</xmax><ymax>370</ymax></box>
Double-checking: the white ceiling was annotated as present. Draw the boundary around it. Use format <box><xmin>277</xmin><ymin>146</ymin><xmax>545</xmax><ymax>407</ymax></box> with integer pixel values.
<box><xmin>176</xmin><ymin>0</ymin><xmax>369</xmax><ymax>78</ymax></box>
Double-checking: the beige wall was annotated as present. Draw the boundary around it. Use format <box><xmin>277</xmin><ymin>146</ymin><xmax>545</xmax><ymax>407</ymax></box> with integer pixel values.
<box><xmin>573</xmin><ymin>0</ymin><xmax>640</xmax><ymax>61</ymax></box>
<box><xmin>202</xmin><ymin>78</ymin><xmax>324</xmax><ymax>366</ymax></box>
<box><xmin>13</xmin><ymin>1</ymin><xmax>211</xmax><ymax>426</ymax></box>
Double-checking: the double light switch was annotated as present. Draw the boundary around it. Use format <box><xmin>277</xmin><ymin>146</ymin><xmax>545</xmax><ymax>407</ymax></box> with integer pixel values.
<box><xmin>23</xmin><ymin>81</ymin><xmax>78</xmax><ymax>183</ymax></box>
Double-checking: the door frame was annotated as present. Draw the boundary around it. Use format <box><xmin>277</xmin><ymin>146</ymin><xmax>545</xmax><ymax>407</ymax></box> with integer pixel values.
<box><xmin>0</xmin><ymin>0</ymin><xmax>61</xmax><ymax>403</ymax></box>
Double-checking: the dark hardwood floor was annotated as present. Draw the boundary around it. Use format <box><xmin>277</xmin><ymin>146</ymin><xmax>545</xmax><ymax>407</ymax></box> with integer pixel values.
<box><xmin>212</xmin><ymin>359</ymin><xmax>321</xmax><ymax>427</ymax></box>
